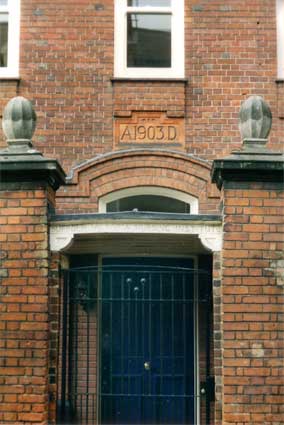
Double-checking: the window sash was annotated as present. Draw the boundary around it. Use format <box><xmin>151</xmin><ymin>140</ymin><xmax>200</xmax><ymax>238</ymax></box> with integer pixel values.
<box><xmin>0</xmin><ymin>0</ymin><xmax>8</xmax><ymax>12</ymax></box>
<box><xmin>127</xmin><ymin>0</ymin><xmax>171</xmax><ymax>7</ymax></box>
<box><xmin>0</xmin><ymin>13</ymin><xmax>8</xmax><ymax>22</ymax></box>
<box><xmin>99</xmin><ymin>187</ymin><xmax>199</xmax><ymax>214</ymax></box>
<box><xmin>0</xmin><ymin>16</ymin><xmax>8</xmax><ymax>67</ymax></box>
<box><xmin>127</xmin><ymin>12</ymin><xmax>172</xmax><ymax>68</ymax></box>
<box><xmin>277</xmin><ymin>0</ymin><xmax>284</xmax><ymax>78</ymax></box>
<box><xmin>126</xmin><ymin>7</ymin><xmax>172</xmax><ymax>13</ymax></box>
<box><xmin>114</xmin><ymin>0</ymin><xmax>184</xmax><ymax>78</ymax></box>
<box><xmin>0</xmin><ymin>0</ymin><xmax>20</xmax><ymax>78</ymax></box>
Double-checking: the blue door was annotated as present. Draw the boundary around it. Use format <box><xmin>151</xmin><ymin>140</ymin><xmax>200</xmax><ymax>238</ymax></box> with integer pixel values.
<box><xmin>100</xmin><ymin>257</ymin><xmax>195</xmax><ymax>425</ymax></box>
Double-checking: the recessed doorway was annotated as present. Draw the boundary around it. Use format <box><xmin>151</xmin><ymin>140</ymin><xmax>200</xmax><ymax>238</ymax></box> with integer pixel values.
<box><xmin>59</xmin><ymin>254</ymin><xmax>214</xmax><ymax>424</ymax></box>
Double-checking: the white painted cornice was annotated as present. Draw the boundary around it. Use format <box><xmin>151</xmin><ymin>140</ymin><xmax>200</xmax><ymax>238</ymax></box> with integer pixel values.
<box><xmin>50</xmin><ymin>219</ymin><xmax>222</xmax><ymax>253</ymax></box>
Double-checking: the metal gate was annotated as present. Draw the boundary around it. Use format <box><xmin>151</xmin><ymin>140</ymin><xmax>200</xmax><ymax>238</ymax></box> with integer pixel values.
<box><xmin>58</xmin><ymin>258</ymin><xmax>214</xmax><ymax>424</ymax></box>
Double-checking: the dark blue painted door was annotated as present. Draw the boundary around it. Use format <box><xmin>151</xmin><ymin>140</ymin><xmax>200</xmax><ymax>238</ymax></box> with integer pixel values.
<box><xmin>100</xmin><ymin>257</ymin><xmax>195</xmax><ymax>425</ymax></box>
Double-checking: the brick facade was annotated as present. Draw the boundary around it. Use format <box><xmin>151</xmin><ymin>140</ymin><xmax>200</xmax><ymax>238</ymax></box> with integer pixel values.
<box><xmin>0</xmin><ymin>183</ymin><xmax>53</xmax><ymax>424</ymax></box>
<box><xmin>1</xmin><ymin>1</ymin><xmax>283</xmax><ymax>173</ymax></box>
<box><xmin>56</xmin><ymin>150</ymin><xmax>219</xmax><ymax>214</ymax></box>
<box><xmin>221</xmin><ymin>182</ymin><xmax>284</xmax><ymax>425</ymax></box>
<box><xmin>0</xmin><ymin>0</ymin><xmax>283</xmax><ymax>424</ymax></box>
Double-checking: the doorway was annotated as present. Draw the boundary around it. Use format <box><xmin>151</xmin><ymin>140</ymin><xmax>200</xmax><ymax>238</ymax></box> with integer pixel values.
<box><xmin>59</xmin><ymin>255</ymin><xmax>213</xmax><ymax>424</ymax></box>
<box><xmin>100</xmin><ymin>257</ymin><xmax>196</xmax><ymax>425</ymax></box>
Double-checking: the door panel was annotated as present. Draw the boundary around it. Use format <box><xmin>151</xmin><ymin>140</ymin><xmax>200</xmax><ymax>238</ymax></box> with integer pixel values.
<box><xmin>100</xmin><ymin>257</ymin><xmax>195</xmax><ymax>425</ymax></box>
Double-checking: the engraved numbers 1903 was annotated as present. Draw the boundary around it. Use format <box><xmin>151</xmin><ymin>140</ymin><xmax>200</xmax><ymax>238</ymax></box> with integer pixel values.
<box><xmin>120</xmin><ymin>124</ymin><xmax>177</xmax><ymax>142</ymax></box>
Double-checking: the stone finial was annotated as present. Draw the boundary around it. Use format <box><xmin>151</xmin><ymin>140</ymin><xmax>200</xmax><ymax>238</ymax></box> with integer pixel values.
<box><xmin>238</xmin><ymin>95</ymin><xmax>272</xmax><ymax>148</ymax></box>
<box><xmin>2</xmin><ymin>96</ymin><xmax>37</xmax><ymax>149</ymax></box>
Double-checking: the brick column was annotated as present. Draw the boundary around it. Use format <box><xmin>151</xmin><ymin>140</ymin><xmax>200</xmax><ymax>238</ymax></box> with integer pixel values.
<box><xmin>0</xmin><ymin>97</ymin><xmax>65</xmax><ymax>424</ymax></box>
<box><xmin>212</xmin><ymin>96</ymin><xmax>284</xmax><ymax>424</ymax></box>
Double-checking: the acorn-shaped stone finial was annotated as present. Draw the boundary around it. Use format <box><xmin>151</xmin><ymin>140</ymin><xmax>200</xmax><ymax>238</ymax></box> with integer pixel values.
<box><xmin>2</xmin><ymin>96</ymin><xmax>37</xmax><ymax>149</ymax></box>
<box><xmin>239</xmin><ymin>96</ymin><xmax>272</xmax><ymax>148</ymax></box>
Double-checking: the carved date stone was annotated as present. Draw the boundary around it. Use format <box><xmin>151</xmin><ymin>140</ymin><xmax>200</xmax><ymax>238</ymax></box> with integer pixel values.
<box><xmin>239</xmin><ymin>95</ymin><xmax>272</xmax><ymax>148</ymax></box>
<box><xmin>2</xmin><ymin>96</ymin><xmax>37</xmax><ymax>150</ymax></box>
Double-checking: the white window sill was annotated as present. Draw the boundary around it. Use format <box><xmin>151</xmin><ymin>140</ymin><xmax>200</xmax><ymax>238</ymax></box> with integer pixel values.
<box><xmin>0</xmin><ymin>73</ymin><xmax>20</xmax><ymax>80</ymax></box>
<box><xmin>114</xmin><ymin>69</ymin><xmax>185</xmax><ymax>79</ymax></box>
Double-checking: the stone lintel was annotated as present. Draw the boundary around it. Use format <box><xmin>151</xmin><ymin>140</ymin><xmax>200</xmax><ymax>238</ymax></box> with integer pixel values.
<box><xmin>49</xmin><ymin>217</ymin><xmax>223</xmax><ymax>253</ymax></box>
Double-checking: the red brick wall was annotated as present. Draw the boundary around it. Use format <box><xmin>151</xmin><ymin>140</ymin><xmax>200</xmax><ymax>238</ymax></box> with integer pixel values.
<box><xmin>48</xmin><ymin>252</ymin><xmax>63</xmax><ymax>424</ymax></box>
<box><xmin>185</xmin><ymin>0</ymin><xmax>283</xmax><ymax>157</ymax></box>
<box><xmin>0</xmin><ymin>0</ymin><xmax>281</xmax><ymax>190</ymax></box>
<box><xmin>0</xmin><ymin>183</ymin><xmax>54</xmax><ymax>424</ymax></box>
<box><xmin>212</xmin><ymin>251</ymin><xmax>222</xmax><ymax>425</ymax></box>
<box><xmin>221</xmin><ymin>182</ymin><xmax>284</xmax><ymax>424</ymax></box>
<box><xmin>0</xmin><ymin>1</ymin><xmax>282</xmax><ymax>423</ymax></box>
<box><xmin>113</xmin><ymin>80</ymin><xmax>186</xmax><ymax>118</ymax></box>
<box><xmin>56</xmin><ymin>150</ymin><xmax>220</xmax><ymax>214</ymax></box>
<box><xmin>0</xmin><ymin>80</ymin><xmax>19</xmax><ymax>117</ymax></box>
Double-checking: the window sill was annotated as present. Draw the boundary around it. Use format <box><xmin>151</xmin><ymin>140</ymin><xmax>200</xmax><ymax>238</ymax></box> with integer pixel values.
<box><xmin>111</xmin><ymin>77</ymin><xmax>188</xmax><ymax>83</ymax></box>
<box><xmin>0</xmin><ymin>75</ymin><xmax>20</xmax><ymax>81</ymax></box>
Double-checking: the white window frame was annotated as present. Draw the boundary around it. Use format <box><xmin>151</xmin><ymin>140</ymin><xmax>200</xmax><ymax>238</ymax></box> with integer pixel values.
<box><xmin>114</xmin><ymin>0</ymin><xmax>184</xmax><ymax>78</ymax></box>
<box><xmin>99</xmin><ymin>186</ymin><xmax>198</xmax><ymax>213</ymax></box>
<box><xmin>277</xmin><ymin>0</ymin><xmax>284</xmax><ymax>78</ymax></box>
<box><xmin>0</xmin><ymin>0</ymin><xmax>20</xmax><ymax>78</ymax></box>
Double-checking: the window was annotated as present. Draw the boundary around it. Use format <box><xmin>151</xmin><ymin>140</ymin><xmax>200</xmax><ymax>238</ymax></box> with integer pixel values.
<box><xmin>114</xmin><ymin>0</ymin><xmax>184</xmax><ymax>78</ymax></box>
<box><xmin>277</xmin><ymin>0</ymin><xmax>284</xmax><ymax>79</ymax></box>
<box><xmin>107</xmin><ymin>195</ymin><xmax>191</xmax><ymax>213</ymax></box>
<box><xmin>0</xmin><ymin>0</ymin><xmax>20</xmax><ymax>78</ymax></box>
<box><xmin>99</xmin><ymin>187</ymin><xmax>198</xmax><ymax>213</ymax></box>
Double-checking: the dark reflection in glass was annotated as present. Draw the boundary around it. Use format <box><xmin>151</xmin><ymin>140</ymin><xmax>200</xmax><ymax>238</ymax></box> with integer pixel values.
<box><xmin>107</xmin><ymin>195</ymin><xmax>190</xmax><ymax>213</ymax></box>
<box><xmin>0</xmin><ymin>20</ymin><xmax>8</xmax><ymax>67</ymax></box>
<box><xmin>127</xmin><ymin>13</ymin><xmax>171</xmax><ymax>68</ymax></box>
<box><xmin>128</xmin><ymin>1</ymin><xmax>171</xmax><ymax>7</ymax></box>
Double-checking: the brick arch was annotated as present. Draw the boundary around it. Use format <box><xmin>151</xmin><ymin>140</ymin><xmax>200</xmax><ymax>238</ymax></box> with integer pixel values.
<box><xmin>56</xmin><ymin>149</ymin><xmax>219</xmax><ymax>214</ymax></box>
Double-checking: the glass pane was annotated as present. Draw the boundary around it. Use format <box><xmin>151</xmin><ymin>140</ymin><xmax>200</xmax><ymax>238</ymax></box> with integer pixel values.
<box><xmin>0</xmin><ymin>19</ymin><xmax>8</xmax><ymax>67</ymax></box>
<box><xmin>127</xmin><ymin>13</ymin><xmax>171</xmax><ymax>68</ymax></box>
<box><xmin>128</xmin><ymin>0</ymin><xmax>171</xmax><ymax>6</ymax></box>
<box><xmin>0</xmin><ymin>1</ymin><xmax>8</xmax><ymax>6</ymax></box>
<box><xmin>107</xmin><ymin>195</ymin><xmax>190</xmax><ymax>213</ymax></box>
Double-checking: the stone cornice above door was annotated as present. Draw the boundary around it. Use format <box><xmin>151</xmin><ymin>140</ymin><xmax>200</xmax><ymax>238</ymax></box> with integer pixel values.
<box><xmin>49</xmin><ymin>213</ymin><xmax>222</xmax><ymax>254</ymax></box>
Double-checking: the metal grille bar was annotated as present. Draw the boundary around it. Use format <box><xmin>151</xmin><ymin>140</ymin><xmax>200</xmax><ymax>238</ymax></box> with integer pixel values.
<box><xmin>58</xmin><ymin>264</ymin><xmax>213</xmax><ymax>425</ymax></box>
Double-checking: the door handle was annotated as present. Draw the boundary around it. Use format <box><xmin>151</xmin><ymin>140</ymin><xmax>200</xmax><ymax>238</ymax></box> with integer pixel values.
<box><xmin>144</xmin><ymin>361</ymin><xmax>151</xmax><ymax>371</ymax></box>
<box><xmin>200</xmin><ymin>377</ymin><xmax>215</xmax><ymax>401</ymax></box>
